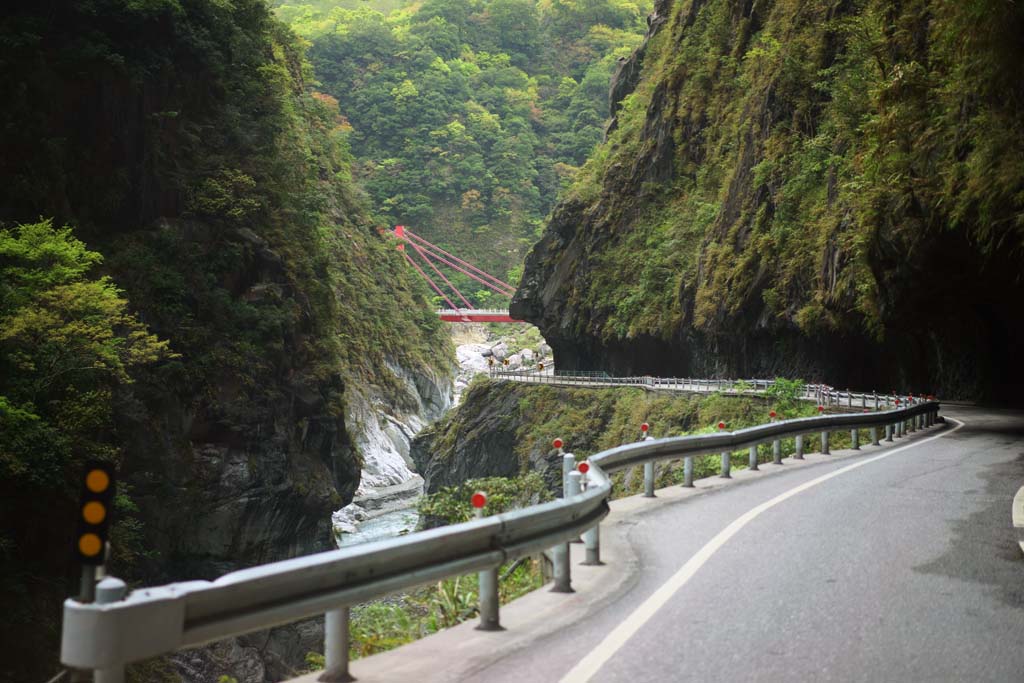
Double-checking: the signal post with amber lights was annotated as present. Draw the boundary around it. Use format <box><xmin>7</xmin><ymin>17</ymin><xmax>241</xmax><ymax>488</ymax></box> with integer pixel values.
<box><xmin>69</xmin><ymin>462</ymin><xmax>119</xmax><ymax>683</ymax></box>
<box><xmin>75</xmin><ymin>463</ymin><xmax>116</xmax><ymax>598</ymax></box>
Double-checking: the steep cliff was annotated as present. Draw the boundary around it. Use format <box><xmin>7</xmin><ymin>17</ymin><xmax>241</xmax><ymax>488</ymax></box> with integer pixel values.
<box><xmin>512</xmin><ymin>0</ymin><xmax>1024</xmax><ymax>401</ymax></box>
<box><xmin>0</xmin><ymin>2</ymin><xmax>450</xmax><ymax>680</ymax></box>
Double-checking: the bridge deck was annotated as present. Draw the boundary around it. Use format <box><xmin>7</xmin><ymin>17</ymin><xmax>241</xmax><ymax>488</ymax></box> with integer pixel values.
<box><xmin>437</xmin><ymin>308</ymin><xmax>522</xmax><ymax>323</ymax></box>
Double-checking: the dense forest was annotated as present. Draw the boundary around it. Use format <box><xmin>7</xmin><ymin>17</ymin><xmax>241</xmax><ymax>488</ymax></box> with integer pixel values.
<box><xmin>514</xmin><ymin>0</ymin><xmax>1024</xmax><ymax>400</ymax></box>
<box><xmin>275</xmin><ymin>0</ymin><xmax>652</xmax><ymax>301</ymax></box>
<box><xmin>0</xmin><ymin>1</ymin><xmax>450</xmax><ymax>680</ymax></box>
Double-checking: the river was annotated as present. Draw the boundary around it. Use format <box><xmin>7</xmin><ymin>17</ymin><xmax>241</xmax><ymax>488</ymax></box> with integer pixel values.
<box><xmin>334</xmin><ymin>324</ymin><xmax>549</xmax><ymax>547</ymax></box>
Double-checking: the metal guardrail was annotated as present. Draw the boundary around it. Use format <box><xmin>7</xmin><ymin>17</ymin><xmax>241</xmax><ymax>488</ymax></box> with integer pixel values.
<box><xmin>60</xmin><ymin>395</ymin><xmax>941</xmax><ymax>681</ymax></box>
<box><xmin>490</xmin><ymin>371</ymin><xmax>911</xmax><ymax>410</ymax></box>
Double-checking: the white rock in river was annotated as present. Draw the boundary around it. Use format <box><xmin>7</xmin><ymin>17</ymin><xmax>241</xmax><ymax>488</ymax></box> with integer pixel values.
<box><xmin>521</xmin><ymin>348</ymin><xmax>535</xmax><ymax>362</ymax></box>
<box><xmin>490</xmin><ymin>341</ymin><xmax>509</xmax><ymax>360</ymax></box>
<box><xmin>456</xmin><ymin>343</ymin><xmax>491</xmax><ymax>373</ymax></box>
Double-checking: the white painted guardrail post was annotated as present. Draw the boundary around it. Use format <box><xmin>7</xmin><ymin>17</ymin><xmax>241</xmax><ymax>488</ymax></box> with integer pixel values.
<box><xmin>871</xmin><ymin>426</ymin><xmax>879</xmax><ymax>445</ymax></box>
<box><xmin>93</xmin><ymin>577</ymin><xmax>127</xmax><ymax>683</ymax></box>
<box><xmin>562</xmin><ymin>451</ymin><xmax>574</xmax><ymax>495</ymax></box>
<box><xmin>578</xmin><ymin>463</ymin><xmax>602</xmax><ymax>566</ymax></box>
<box><xmin>322</xmin><ymin>607</ymin><xmax>352</xmax><ymax>682</ymax></box>
<box><xmin>794</xmin><ymin>434</ymin><xmax>804</xmax><ymax>459</ymax></box>
<box><xmin>473</xmin><ymin>492</ymin><xmax>502</xmax><ymax>632</ymax></box>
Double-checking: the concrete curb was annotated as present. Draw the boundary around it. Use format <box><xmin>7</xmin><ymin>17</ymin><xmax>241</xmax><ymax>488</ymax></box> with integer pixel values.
<box><xmin>1013</xmin><ymin>485</ymin><xmax>1024</xmax><ymax>555</ymax></box>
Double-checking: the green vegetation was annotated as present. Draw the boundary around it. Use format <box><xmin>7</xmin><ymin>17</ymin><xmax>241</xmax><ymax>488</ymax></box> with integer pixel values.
<box><xmin>274</xmin><ymin>0</ymin><xmax>652</xmax><ymax>303</ymax></box>
<box><xmin>419</xmin><ymin>472</ymin><xmax>551</xmax><ymax>522</ymax></box>
<box><xmin>340</xmin><ymin>475</ymin><xmax>547</xmax><ymax>660</ymax></box>
<box><xmin>343</xmin><ymin>556</ymin><xmax>542</xmax><ymax>658</ymax></box>
<box><xmin>533</xmin><ymin>0</ymin><xmax>1024</xmax><ymax>361</ymax></box>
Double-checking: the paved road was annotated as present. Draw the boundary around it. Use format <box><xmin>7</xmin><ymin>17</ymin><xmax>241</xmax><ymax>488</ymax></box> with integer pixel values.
<box><xmin>315</xmin><ymin>406</ymin><xmax>1024</xmax><ymax>683</ymax></box>
<box><xmin>477</xmin><ymin>406</ymin><xmax>1024</xmax><ymax>682</ymax></box>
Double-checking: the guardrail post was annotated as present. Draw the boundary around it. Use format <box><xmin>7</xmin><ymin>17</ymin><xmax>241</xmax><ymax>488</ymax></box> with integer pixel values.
<box><xmin>851</xmin><ymin>429</ymin><xmax>860</xmax><ymax>450</ymax></box>
<box><xmin>579</xmin><ymin>468</ymin><xmax>602</xmax><ymax>566</ymax></box>
<box><xmin>474</xmin><ymin>502</ymin><xmax>502</xmax><ymax>631</ymax></box>
<box><xmin>821</xmin><ymin>430</ymin><xmax>830</xmax><ymax>455</ymax></box>
<box><xmin>683</xmin><ymin>456</ymin><xmax>694</xmax><ymax>487</ymax></box>
<box><xmin>322</xmin><ymin>607</ymin><xmax>352</xmax><ymax>682</ymax></box>
<box><xmin>582</xmin><ymin>521</ymin><xmax>602</xmax><ymax>566</ymax></box>
<box><xmin>795</xmin><ymin>434</ymin><xmax>804</xmax><ymax>459</ymax></box>
<box><xmin>641</xmin><ymin>429</ymin><xmax>655</xmax><ymax>497</ymax></box>
<box><xmin>552</xmin><ymin>473</ymin><xmax>580</xmax><ymax>593</ymax></box>
<box><xmin>643</xmin><ymin>461</ymin><xmax>655</xmax><ymax>497</ymax></box>
<box><xmin>886</xmin><ymin>424</ymin><xmax>893</xmax><ymax>441</ymax></box>
<box><xmin>562</xmin><ymin>452</ymin><xmax>575</xmax><ymax>496</ymax></box>
<box><xmin>717</xmin><ymin>422</ymin><xmax>730</xmax><ymax>478</ymax></box>
<box><xmin>748</xmin><ymin>445</ymin><xmax>758</xmax><ymax>471</ymax></box>
<box><xmin>896</xmin><ymin>420</ymin><xmax>903</xmax><ymax>438</ymax></box>
<box><xmin>93</xmin><ymin>577</ymin><xmax>127</xmax><ymax>683</ymax></box>
<box><xmin>773</xmin><ymin>438</ymin><xmax>782</xmax><ymax>465</ymax></box>
<box><xmin>870</xmin><ymin>427</ymin><xmax>879</xmax><ymax>445</ymax></box>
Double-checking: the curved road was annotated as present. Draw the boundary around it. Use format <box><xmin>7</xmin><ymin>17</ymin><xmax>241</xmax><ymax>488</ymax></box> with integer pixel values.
<box><xmin>304</xmin><ymin>405</ymin><xmax>1024</xmax><ymax>683</ymax></box>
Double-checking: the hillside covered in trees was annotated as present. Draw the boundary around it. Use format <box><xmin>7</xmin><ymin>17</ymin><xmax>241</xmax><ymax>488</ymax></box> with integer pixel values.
<box><xmin>0</xmin><ymin>1</ymin><xmax>450</xmax><ymax>680</ymax></box>
<box><xmin>276</xmin><ymin>0</ymin><xmax>652</xmax><ymax>301</ymax></box>
<box><xmin>513</xmin><ymin>0</ymin><xmax>1024</xmax><ymax>401</ymax></box>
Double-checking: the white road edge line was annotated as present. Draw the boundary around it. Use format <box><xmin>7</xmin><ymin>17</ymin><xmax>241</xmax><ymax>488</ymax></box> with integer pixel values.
<box><xmin>559</xmin><ymin>417</ymin><xmax>965</xmax><ymax>683</ymax></box>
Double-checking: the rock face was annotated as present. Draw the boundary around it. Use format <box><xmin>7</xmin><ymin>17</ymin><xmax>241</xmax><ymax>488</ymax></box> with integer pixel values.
<box><xmin>331</xmin><ymin>363</ymin><xmax>452</xmax><ymax>543</ymax></box>
<box><xmin>512</xmin><ymin>0</ymin><xmax>1024</xmax><ymax>402</ymax></box>
<box><xmin>412</xmin><ymin>382</ymin><xmax>564</xmax><ymax>497</ymax></box>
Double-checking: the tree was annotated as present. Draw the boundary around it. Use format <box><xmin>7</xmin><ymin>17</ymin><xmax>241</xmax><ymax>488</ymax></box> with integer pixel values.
<box><xmin>0</xmin><ymin>219</ymin><xmax>173</xmax><ymax>484</ymax></box>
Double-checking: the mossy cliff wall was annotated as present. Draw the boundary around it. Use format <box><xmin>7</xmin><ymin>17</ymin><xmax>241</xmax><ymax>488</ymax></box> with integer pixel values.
<box><xmin>512</xmin><ymin>0</ymin><xmax>1024</xmax><ymax>401</ymax></box>
<box><xmin>0</xmin><ymin>2</ymin><xmax>450</xmax><ymax>679</ymax></box>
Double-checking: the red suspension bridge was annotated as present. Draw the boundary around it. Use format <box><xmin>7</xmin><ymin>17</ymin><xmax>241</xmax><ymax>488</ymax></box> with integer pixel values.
<box><xmin>394</xmin><ymin>225</ymin><xmax>525</xmax><ymax>323</ymax></box>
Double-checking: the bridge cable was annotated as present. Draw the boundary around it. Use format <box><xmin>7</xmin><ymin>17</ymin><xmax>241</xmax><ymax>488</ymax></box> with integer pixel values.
<box><xmin>410</xmin><ymin>241</ymin><xmax>476</xmax><ymax>310</ymax></box>
<box><xmin>402</xmin><ymin>251</ymin><xmax>459</xmax><ymax>310</ymax></box>
<box><xmin>401</xmin><ymin>229</ymin><xmax>516</xmax><ymax>296</ymax></box>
